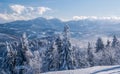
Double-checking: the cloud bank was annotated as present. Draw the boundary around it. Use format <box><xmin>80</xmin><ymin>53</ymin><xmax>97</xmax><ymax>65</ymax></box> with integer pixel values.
<box><xmin>73</xmin><ymin>16</ymin><xmax>120</xmax><ymax>20</ymax></box>
<box><xmin>10</xmin><ymin>5</ymin><xmax>25</xmax><ymax>14</ymax></box>
<box><xmin>1</xmin><ymin>4</ymin><xmax>120</xmax><ymax>23</ymax></box>
<box><xmin>0</xmin><ymin>4</ymin><xmax>51</xmax><ymax>23</ymax></box>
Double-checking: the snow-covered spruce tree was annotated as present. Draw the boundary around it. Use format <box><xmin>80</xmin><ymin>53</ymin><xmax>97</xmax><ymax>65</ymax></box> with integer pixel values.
<box><xmin>112</xmin><ymin>37</ymin><xmax>120</xmax><ymax>64</ymax></box>
<box><xmin>71</xmin><ymin>46</ymin><xmax>77</xmax><ymax>69</ymax></box>
<box><xmin>41</xmin><ymin>40</ymin><xmax>57</xmax><ymax>72</ymax></box>
<box><xmin>55</xmin><ymin>35</ymin><xmax>63</xmax><ymax>70</ymax></box>
<box><xmin>31</xmin><ymin>50</ymin><xmax>42</xmax><ymax>74</ymax></box>
<box><xmin>49</xmin><ymin>41</ymin><xmax>59</xmax><ymax>71</ymax></box>
<box><xmin>106</xmin><ymin>40</ymin><xmax>111</xmax><ymax>47</ymax></box>
<box><xmin>112</xmin><ymin>35</ymin><xmax>118</xmax><ymax>47</ymax></box>
<box><xmin>96</xmin><ymin>37</ymin><xmax>104</xmax><ymax>52</ymax></box>
<box><xmin>104</xmin><ymin>46</ymin><xmax>116</xmax><ymax>65</ymax></box>
<box><xmin>95</xmin><ymin>46</ymin><xmax>116</xmax><ymax>66</ymax></box>
<box><xmin>87</xmin><ymin>42</ymin><xmax>94</xmax><ymax>67</ymax></box>
<box><xmin>73</xmin><ymin>46</ymin><xmax>87</xmax><ymax>69</ymax></box>
<box><xmin>58</xmin><ymin>24</ymin><xmax>76</xmax><ymax>70</ymax></box>
<box><xmin>1</xmin><ymin>42</ymin><xmax>17</xmax><ymax>74</ymax></box>
<box><xmin>16</xmin><ymin>33</ymin><xmax>33</xmax><ymax>74</ymax></box>
<box><xmin>94</xmin><ymin>39</ymin><xmax>117</xmax><ymax>66</ymax></box>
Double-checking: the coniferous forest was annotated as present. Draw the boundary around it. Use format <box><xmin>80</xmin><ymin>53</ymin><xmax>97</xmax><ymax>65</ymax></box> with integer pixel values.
<box><xmin>0</xmin><ymin>24</ymin><xmax>120</xmax><ymax>74</ymax></box>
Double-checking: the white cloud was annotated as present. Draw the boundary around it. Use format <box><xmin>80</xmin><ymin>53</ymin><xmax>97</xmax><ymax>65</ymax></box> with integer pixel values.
<box><xmin>0</xmin><ymin>13</ymin><xmax>31</xmax><ymax>23</ymax></box>
<box><xmin>0</xmin><ymin>14</ymin><xmax>9</xmax><ymax>20</ymax></box>
<box><xmin>10</xmin><ymin>5</ymin><xmax>25</xmax><ymax>14</ymax></box>
<box><xmin>10</xmin><ymin>4</ymin><xmax>52</xmax><ymax>16</ymax></box>
<box><xmin>73</xmin><ymin>16</ymin><xmax>97</xmax><ymax>20</ymax></box>
<box><xmin>73</xmin><ymin>16</ymin><xmax>120</xmax><ymax>20</ymax></box>
<box><xmin>37</xmin><ymin>7</ymin><xmax>51</xmax><ymax>15</ymax></box>
<box><xmin>0</xmin><ymin>4</ymin><xmax>52</xmax><ymax>23</ymax></box>
<box><xmin>10</xmin><ymin>4</ymin><xmax>51</xmax><ymax>15</ymax></box>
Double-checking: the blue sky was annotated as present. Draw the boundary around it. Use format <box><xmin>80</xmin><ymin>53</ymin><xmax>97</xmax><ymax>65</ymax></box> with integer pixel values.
<box><xmin>0</xmin><ymin>0</ymin><xmax>120</xmax><ymax>23</ymax></box>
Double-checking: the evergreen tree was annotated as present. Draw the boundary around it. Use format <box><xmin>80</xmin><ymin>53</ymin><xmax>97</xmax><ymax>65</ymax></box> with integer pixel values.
<box><xmin>58</xmin><ymin>24</ymin><xmax>75</xmax><ymax>70</ymax></box>
<box><xmin>112</xmin><ymin>35</ymin><xmax>118</xmax><ymax>47</ymax></box>
<box><xmin>17</xmin><ymin>33</ymin><xmax>33</xmax><ymax>74</ymax></box>
<box><xmin>55</xmin><ymin>35</ymin><xmax>63</xmax><ymax>70</ymax></box>
<box><xmin>74</xmin><ymin>47</ymin><xmax>88</xmax><ymax>69</ymax></box>
<box><xmin>96</xmin><ymin>37</ymin><xmax>104</xmax><ymax>52</ymax></box>
<box><xmin>87</xmin><ymin>42</ymin><xmax>94</xmax><ymax>67</ymax></box>
<box><xmin>1</xmin><ymin>42</ymin><xmax>16</xmax><ymax>74</ymax></box>
<box><xmin>106</xmin><ymin>40</ymin><xmax>111</xmax><ymax>47</ymax></box>
<box><xmin>31</xmin><ymin>50</ymin><xmax>42</xmax><ymax>74</ymax></box>
<box><xmin>41</xmin><ymin>41</ymin><xmax>56</xmax><ymax>72</ymax></box>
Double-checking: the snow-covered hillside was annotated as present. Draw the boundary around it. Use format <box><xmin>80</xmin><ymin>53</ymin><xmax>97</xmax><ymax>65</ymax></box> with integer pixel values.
<box><xmin>43</xmin><ymin>65</ymin><xmax>120</xmax><ymax>74</ymax></box>
<box><xmin>1</xmin><ymin>17</ymin><xmax>120</xmax><ymax>42</ymax></box>
<box><xmin>1</xmin><ymin>22</ymin><xmax>120</xmax><ymax>74</ymax></box>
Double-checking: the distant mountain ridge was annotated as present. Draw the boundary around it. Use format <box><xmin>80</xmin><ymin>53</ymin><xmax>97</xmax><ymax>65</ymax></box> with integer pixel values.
<box><xmin>0</xmin><ymin>17</ymin><xmax>120</xmax><ymax>42</ymax></box>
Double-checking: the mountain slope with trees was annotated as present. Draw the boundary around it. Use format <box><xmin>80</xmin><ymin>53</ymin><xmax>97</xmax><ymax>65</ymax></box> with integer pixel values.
<box><xmin>0</xmin><ymin>25</ymin><xmax>120</xmax><ymax>74</ymax></box>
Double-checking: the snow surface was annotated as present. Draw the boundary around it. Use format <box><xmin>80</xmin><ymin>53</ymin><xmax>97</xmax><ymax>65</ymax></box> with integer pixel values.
<box><xmin>42</xmin><ymin>65</ymin><xmax>120</xmax><ymax>74</ymax></box>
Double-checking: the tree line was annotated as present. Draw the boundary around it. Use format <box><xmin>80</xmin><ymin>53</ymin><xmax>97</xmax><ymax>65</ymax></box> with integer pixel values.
<box><xmin>0</xmin><ymin>25</ymin><xmax>120</xmax><ymax>74</ymax></box>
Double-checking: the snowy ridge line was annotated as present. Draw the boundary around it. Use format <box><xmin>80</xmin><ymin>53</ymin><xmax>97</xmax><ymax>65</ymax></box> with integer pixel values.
<box><xmin>92</xmin><ymin>66</ymin><xmax>120</xmax><ymax>74</ymax></box>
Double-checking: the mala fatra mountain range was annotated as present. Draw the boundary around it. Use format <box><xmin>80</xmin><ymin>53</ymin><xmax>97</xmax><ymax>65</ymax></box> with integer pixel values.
<box><xmin>1</xmin><ymin>0</ymin><xmax>120</xmax><ymax>74</ymax></box>
<box><xmin>0</xmin><ymin>17</ymin><xmax>120</xmax><ymax>74</ymax></box>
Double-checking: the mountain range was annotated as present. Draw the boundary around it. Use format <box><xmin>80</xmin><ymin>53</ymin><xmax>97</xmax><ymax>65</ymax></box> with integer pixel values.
<box><xmin>0</xmin><ymin>17</ymin><xmax>120</xmax><ymax>42</ymax></box>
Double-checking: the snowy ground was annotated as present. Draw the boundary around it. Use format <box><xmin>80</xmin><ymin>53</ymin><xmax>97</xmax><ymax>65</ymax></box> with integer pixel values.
<box><xmin>43</xmin><ymin>65</ymin><xmax>120</xmax><ymax>74</ymax></box>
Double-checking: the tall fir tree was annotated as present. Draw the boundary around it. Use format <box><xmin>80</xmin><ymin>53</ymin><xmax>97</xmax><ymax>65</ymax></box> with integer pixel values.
<box><xmin>17</xmin><ymin>33</ymin><xmax>33</xmax><ymax>74</ymax></box>
<box><xmin>1</xmin><ymin>42</ymin><xmax>16</xmax><ymax>74</ymax></box>
<box><xmin>55</xmin><ymin>35</ymin><xmax>63</xmax><ymax>70</ymax></box>
<box><xmin>96</xmin><ymin>37</ymin><xmax>104</xmax><ymax>52</ymax></box>
<box><xmin>112</xmin><ymin>35</ymin><xmax>118</xmax><ymax>47</ymax></box>
<box><xmin>58</xmin><ymin>24</ymin><xmax>75</xmax><ymax>70</ymax></box>
<box><xmin>87</xmin><ymin>42</ymin><xmax>94</xmax><ymax>67</ymax></box>
<box><xmin>41</xmin><ymin>41</ymin><xmax>56</xmax><ymax>72</ymax></box>
<box><xmin>106</xmin><ymin>40</ymin><xmax>111</xmax><ymax>47</ymax></box>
